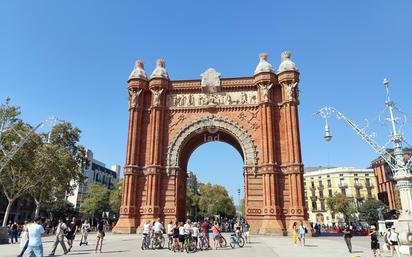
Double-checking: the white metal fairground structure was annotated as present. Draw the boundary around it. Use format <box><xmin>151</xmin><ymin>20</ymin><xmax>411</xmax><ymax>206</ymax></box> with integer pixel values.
<box><xmin>316</xmin><ymin>79</ymin><xmax>412</xmax><ymax>254</ymax></box>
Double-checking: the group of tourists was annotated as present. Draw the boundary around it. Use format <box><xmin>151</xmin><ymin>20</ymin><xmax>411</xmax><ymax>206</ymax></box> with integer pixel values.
<box><xmin>13</xmin><ymin>216</ymin><xmax>106</xmax><ymax>257</ymax></box>
<box><xmin>141</xmin><ymin>217</ymin><xmax>251</xmax><ymax>252</ymax></box>
<box><xmin>327</xmin><ymin>223</ymin><xmax>402</xmax><ymax>257</ymax></box>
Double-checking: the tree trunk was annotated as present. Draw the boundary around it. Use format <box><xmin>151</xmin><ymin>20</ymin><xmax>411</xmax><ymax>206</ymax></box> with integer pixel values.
<box><xmin>2</xmin><ymin>199</ymin><xmax>15</xmax><ymax>227</ymax></box>
<box><xmin>34</xmin><ymin>199</ymin><xmax>41</xmax><ymax>217</ymax></box>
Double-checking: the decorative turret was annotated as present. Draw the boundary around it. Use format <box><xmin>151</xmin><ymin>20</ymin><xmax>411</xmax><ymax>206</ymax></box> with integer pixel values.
<box><xmin>150</xmin><ymin>59</ymin><xmax>169</xmax><ymax>79</ymax></box>
<box><xmin>254</xmin><ymin>53</ymin><xmax>274</xmax><ymax>75</ymax></box>
<box><xmin>128</xmin><ymin>60</ymin><xmax>148</xmax><ymax>81</ymax></box>
<box><xmin>277</xmin><ymin>51</ymin><xmax>298</xmax><ymax>73</ymax></box>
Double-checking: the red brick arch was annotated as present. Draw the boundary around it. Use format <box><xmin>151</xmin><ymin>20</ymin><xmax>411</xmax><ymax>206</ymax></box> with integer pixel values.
<box><xmin>114</xmin><ymin>57</ymin><xmax>309</xmax><ymax>235</ymax></box>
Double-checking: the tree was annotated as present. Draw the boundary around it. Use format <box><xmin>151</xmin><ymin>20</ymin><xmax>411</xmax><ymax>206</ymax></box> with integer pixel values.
<box><xmin>80</xmin><ymin>183</ymin><xmax>110</xmax><ymax>221</ymax></box>
<box><xmin>30</xmin><ymin>122</ymin><xmax>86</xmax><ymax>216</ymax></box>
<box><xmin>197</xmin><ymin>183</ymin><xmax>236</xmax><ymax>219</ymax></box>
<box><xmin>239</xmin><ymin>198</ymin><xmax>245</xmax><ymax>217</ymax></box>
<box><xmin>0</xmin><ymin>121</ymin><xmax>41</xmax><ymax>226</ymax></box>
<box><xmin>326</xmin><ymin>192</ymin><xmax>356</xmax><ymax>223</ymax></box>
<box><xmin>109</xmin><ymin>179</ymin><xmax>123</xmax><ymax>217</ymax></box>
<box><xmin>359</xmin><ymin>199</ymin><xmax>389</xmax><ymax>225</ymax></box>
<box><xmin>186</xmin><ymin>187</ymin><xmax>200</xmax><ymax>219</ymax></box>
<box><xmin>45</xmin><ymin>199</ymin><xmax>76</xmax><ymax>220</ymax></box>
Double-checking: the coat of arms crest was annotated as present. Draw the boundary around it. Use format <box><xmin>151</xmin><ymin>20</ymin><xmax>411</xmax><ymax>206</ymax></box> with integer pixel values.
<box><xmin>200</xmin><ymin>68</ymin><xmax>221</xmax><ymax>93</ymax></box>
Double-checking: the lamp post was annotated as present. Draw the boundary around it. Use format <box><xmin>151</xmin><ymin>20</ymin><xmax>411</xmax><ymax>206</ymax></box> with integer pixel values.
<box><xmin>315</xmin><ymin>78</ymin><xmax>412</xmax><ymax>254</ymax></box>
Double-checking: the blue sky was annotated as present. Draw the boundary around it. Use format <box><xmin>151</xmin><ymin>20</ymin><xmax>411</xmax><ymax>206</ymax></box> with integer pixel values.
<box><xmin>1</xmin><ymin>1</ymin><xmax>411</xmax><ymax>199</ymax></box>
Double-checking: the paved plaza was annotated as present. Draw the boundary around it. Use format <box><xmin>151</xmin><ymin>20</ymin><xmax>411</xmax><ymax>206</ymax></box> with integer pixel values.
<box><xmin>0</xmin><ymin>233</ymin><xmax>408</xmax><ymax>257</ymax></box>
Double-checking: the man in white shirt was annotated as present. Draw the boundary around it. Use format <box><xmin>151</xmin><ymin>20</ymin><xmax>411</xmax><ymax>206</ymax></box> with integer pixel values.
<box><xmin>153</xmin><ymin>218</ymin><xmax>164</xmax><ymax>242</ymax></box>
<box><xmin>27</xmin><ymin>217</ymin><xmax>46</xmax><ymax>257</ymax></box>
<box><xmin>50</xmin><ymin>218</ymin><xmax>68</xmax><ymax>255</ymax></box>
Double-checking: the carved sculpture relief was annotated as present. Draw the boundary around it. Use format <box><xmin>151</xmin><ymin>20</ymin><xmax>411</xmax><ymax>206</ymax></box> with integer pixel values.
<box><xmin>150</xmin><ymin>88</ymin><xmax>164</xmax><ymax>107</ymax></box>
<box><xmin>128</xmin><ymin>88</ymin><xmax>143</xmax><ymax>108</ymax></box>
<box><xmin>167</xmin><ymin>91</ymin><xmax>258</xmax><ymax>108</ymax></box>
<box><xmin>259</xmin><ymin>83</ymin><xmax>273</xmax><ymax>103</ymax></box>
<box><xmin>200</xmin><ymin>68</ymin><xmax>221</xmax><ymax>93</ymax></box>
<box><xmin>283</xmin><ymin>82</ymin><xmax>298</xmax><ymax>101</ymax></box>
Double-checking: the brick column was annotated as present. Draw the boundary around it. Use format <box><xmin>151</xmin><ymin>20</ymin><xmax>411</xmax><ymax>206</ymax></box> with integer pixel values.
<box><xmin>278</xmin><ymin>70</ymin><xmax>308</xmax><ymax>230</ymax></box>
<box><xmin>114</xmin><ymin>76</ymin><xmax>147</xmax><ymax>233</ymax></box>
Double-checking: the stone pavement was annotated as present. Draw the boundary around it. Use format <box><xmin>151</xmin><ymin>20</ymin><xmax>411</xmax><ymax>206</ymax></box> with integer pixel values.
<box><xmin>0</xmin><ymin>233</ymin><xmax>408</xmax><ymax>257</ymax></box>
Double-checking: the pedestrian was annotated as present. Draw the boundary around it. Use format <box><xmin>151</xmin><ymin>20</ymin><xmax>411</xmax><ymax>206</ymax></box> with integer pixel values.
<box><xmin>369</xmin><ymin>225</ymin><xmax>382</xmax><ymax>257</ymax></box>
<box><xmin>95</xmin><ymin>220</ymin><xmax>105</xmax><ymax>253</ymax></box>
<box><xmin>292</xmin><ymin>222</ymin><xmax>299</xmax><ymax>247</ymax></box>
<box><xmin>200</xmin><ymin>218</ymin><xmax>211</xmax><ymax>248</ymax></box>
<box><xmin>178</xmin><ymin>222</ymin><xmax>185</xmax><ymax>250</ymax></box>
<box><xmin>18</xmin><ymin>220</ymin><xmax>30</xmax><ymax>257</ymax></box>
<box><xmin>298</xmin><ymin>221</ymin><xmax>307</xmax><ymax>247</ymax></box>
<box><xmin>66</xmin><ymin>217</ymin><xmax>77</xmax><ymax>252</ymax></box>
<box><xmin>192</xmin><ymin>222</ymin><xmax>199</xmax><ymax>249</ymax></box>
<box><xmin>243</xmin><ymin>221</ymin><xmax>250</xmax><ymax>244</ymax></box>
<box><xmin>212</xmin><ymin>221</ymin><xmax>220</xmax><ymax>250</ymax></box>
<box><xmin>388</xmin><ymin>227</ymin><xmax>401</xmax><ymax>257</ymax></box>
<box><xmin>153</xmin><ymin>218</ymin><xmax>164</xmax><ymax>243</ymax></box>
<box><xmin>342</xmin><ymin>224</ymin><xmax>352</xmax><ymax>253</ymax></box>
<box><xmin>10</xmin><ymin>222</ymin><xmax>18</xmax><ymax>244</ymax></box>
<box><xmin>27</xmin><ymin>217</ymin><xmax>46</xmax><ymax>257</ymax></box>
<box><xmin>80</xmin><ymin>219</ymin><xmax>91</xmax><ymax>246</ymax></box>
<box><xmin>49</xmin><ymin>217</ymin><xmax>68</xmax><ymax>256</ymax></box>
<box><xmin>172</xmin><ymin>222</ymin><xmax>179</xmax><ymax>250</ymax></box>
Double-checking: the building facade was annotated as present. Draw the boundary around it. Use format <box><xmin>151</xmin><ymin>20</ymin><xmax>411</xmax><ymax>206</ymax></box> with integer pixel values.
<box><xmin>304</xmin><ymin>167</ymin><xmax>378</xmax><ymax>226</ymax></box>
<box><xmin>370</xmin><ymin>149</ymin><xmax>411</xmax><ymax>210</ymax></box>
<box><xmin>115</xmin><ymin>52</ymin><xmax>308</xmax><ymax>235</ymax></box>
<box><xmin>67</xmin><ymin>149</ymin><xmax>120</xmax><ymax>210</ymax></box>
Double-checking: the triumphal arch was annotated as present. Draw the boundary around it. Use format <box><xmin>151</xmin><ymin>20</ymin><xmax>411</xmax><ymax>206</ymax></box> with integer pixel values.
<box><xmin>114</xmin><ymin>51</ymin><xmax>308</xmax><ymax>235</ymax></box>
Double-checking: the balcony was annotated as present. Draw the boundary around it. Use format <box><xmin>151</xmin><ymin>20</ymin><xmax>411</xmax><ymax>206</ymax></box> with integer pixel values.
<box><xmin>338</xmin><ymin>182</ymin><xmax>348</xmax><ymax>188</ymax></box>
<box><xmin>317</xmin><ymin>185</ymin><xmax>324</xmax><ymax>190</ymax></box>
<box><xmin>310</xmin><ymin>187</ymin><xmax>316</xmax><ymax>192</ymax></box>
<box><xmin>310</xmin><ymin>195</ymin><xmax>317</xmax><ymax>201</ymax></box>
<box><xmin>356</xmin><ymin>194</ymin><xmax>364</xmax><ymax>200</ymax></box>
<box><xmin>365</xmin><ymin>183</ymin><xmax>374</xmax><ymax>188</ymax></box>
<box><xmin>354</xmin><ymin>183</ymin><xmax>362</xmax><ymax>189</ymax></box>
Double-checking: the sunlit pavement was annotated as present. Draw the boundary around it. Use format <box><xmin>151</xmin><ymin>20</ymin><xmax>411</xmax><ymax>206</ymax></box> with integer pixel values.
<box><xmin>0</xmin><ymin>232</ymin><xmax>408</xmax><ymax>257</ymax></box>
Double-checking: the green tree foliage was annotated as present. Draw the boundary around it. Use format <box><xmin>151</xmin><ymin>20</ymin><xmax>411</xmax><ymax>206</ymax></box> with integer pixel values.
<box><xmin>358</xmin><ymin>199</ymin><xmax>389</xmax><ymax>225</ymax></box>
<box><xmin>109</xmin><ymin>179</ymin><xmax>123</xmax><ymax>217</ymax></box>
<box><xmin>196</xmin><ymin>183</ymin><xmax>236</xmax><ymax>219</ymax></box>
<box><xmin>326</xmin><ymin>192</ymin><xmax>356</xmax><ymax>223</ymax></box>
<box><xmin>31</xmin><ymin>123</ymin><xmax>86</xmax><ymax>216</ymax></box>
<box><xmin>45</xmin><ymin>199</ymin><xmax>76</xmax><ymax>220</ymax></box>
<box><xmin>80</xmin><ymin>183</ymin><xmax>110</xmax><ymax>218</ymax></box>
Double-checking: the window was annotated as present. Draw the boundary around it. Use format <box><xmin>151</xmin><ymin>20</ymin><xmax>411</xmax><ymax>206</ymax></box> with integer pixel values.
<box><xmin>318</xmin><ymin>180</ymin><xmax>323</xmax><ymax>187</ymax></box>
<box><xmin>320</xmin><ymin>200</ymin><xmax>326</xmax><ymax>211</ymax></box>
<box><xmin>367</xmin><ymin>189</ymin><xmax>373</xmax><ymax>198</ymax></box>
<box><xmin>365</xmin><ymin>173</ymin><xmax>369</xmax><ymax>177</ymax></box>
<box><xmin>311</xmin><ymin>201</ymin><xmax>317</xmax><ymax>211</ymax></box>
<box><xmin>339</xmin><ymin>174</ymin><xmax>344</xmax><ymax>177</ymax></box>
<box><xmin>365</xmin><ymin>178</ymin><xmax>371</xmax><ymax>187</ymax></box>
<box><xmin>311</xmin><ymin>181</ymin><xmax>315</xmax><ymax>188</ymax></box>
<box><xmin>319</xmin><ymin>190</ymin><xmax>324</xmax><ymax>199</ymax></box>
<box><xmin>341</xmin><ymin>188</ymin><xmax>346</xmax><ymax>196</ymax></box>
<box><xmin>328</xmin><ymin>189</ymin><xmax>333</xmax><ymax>197</ymax></box>
<box><xmin>357</xmin><ymin>200</ymin><xmax>363</xmax><ymax>208</ymax></box>
<box><xmin>356</xmin><ymin>188</ymin><xmax>361</xmax><ymax>197</ymax></box>
<box><xmin>327</xmin><ymin>180</ymin><xmax>332</xmax><ymax>188</ymax></box>
<box><xmin>304</xmin><ymin>191</ymin><xmax>307</xmax><ymax>199</ymax></box>
<box><xmin>354</xmin><ymin>173</ymin><xmax>358</xmax><ymax>177</ymax></box>
<box><xmin>354</xmin><ymin>178</ymin><xmax>360</xmax><ymax>187</ymax></box>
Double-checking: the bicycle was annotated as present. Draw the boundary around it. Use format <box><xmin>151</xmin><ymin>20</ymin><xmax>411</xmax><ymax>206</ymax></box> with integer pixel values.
<box><xmin>151</xmin><ymin>232</ymin><xmax>165</xmax><ymax>249</ymax></box>
<box><xmin>167</xmin><ymin>234</ymin><xmax>173</xmax><ymax>250</ymax></box>
<box><xmin>216</xmin><ymin>233</ymin><xmax>227</xmax><ymax>248</ymax></box>
<box><xmin>198</xmin><ymin>233</ymin><xmax>209</xmax><ymax>250</ymax></box>
<box><xmin>229</xmin><ymin>231</ymin><xmax>245</xmax><ymax>248</ymax></box>
<box><xmin>141</xmin><ymin>233</ymin><xmax>150</xmax><ymax>250</ymax></box>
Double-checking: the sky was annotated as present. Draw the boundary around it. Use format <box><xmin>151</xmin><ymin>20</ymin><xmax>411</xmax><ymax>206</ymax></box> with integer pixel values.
<box><xmin>1</xmin><ymin>0</ymin><xmax>411</xmax><ymax>199</ymax></box>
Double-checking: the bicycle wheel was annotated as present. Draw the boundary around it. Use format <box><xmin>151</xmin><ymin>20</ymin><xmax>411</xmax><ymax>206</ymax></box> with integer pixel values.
<box><xmin>219</xmin><ymin>236</ymin><xmax>227</xmax><ymax>248</ymax></box>
<box><xmin>159</xmin><ymin>236</ymin><xmax>165</xmax><ymax>249</ymax></box>
<box><xmin>238</xmin><ymin>236</ymin><xmax>245</xmax><ymax>247</ymax></box>
<box><xmin>168</xmin><ymin>238</ymin><xmax>172</xmax><ymax>250</ymax></box>
<box><xmin>141</xmin><ymin>239</ymin><xmax>145</xmax><ymax>250</ymax></box>
<box><xmin>229</xmin><ymin>236</ymin><xmax>236</xmax><ymax>249</ymax></box>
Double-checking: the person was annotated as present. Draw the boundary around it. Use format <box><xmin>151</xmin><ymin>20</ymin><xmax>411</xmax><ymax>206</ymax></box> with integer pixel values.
<box><xmin>292</xmin><ymin>222</ymin><xmax>299</xmax><ymax>246</ymax></box>
<box><xmin>95</xmin><ymin>220</ymin><xmax>105</xmax><ymax>253</ymax></box>
<box><xmin>66</xmin><ymin>217</ymin><xmax>77</xmax><ymax>252</ymax></box>
<box><xmin>388</xmin><ymin>227</ymin><xmax>401</xmax><ymax>257</ymax></box>
<box><xmin>212</xmin><ymin>221</ymin><xmax>220</xmax><ymax>250</ymax></box>
<box><xmin>200</xmin><ymin>218</ymin><xmax>211</xmax><ymax>248</ymax></box>
<box><xmin>192</xmin><ymin>223</ymin><xmax>199</xmax><ymax>249</ymax></box>
<box><xmin>10</xmin><ymin>222</ymin><xmax>18</xmax><ymax>244</ymax></box>
<box><xmin>298</xmin><ymin>221</ymin><xmax>307</xmax><ymax>247</ymax></box>
<box><xmin>142</xmin><ymin>220</ymin><xmax>151</xmax><ymax>247</ymax></box>
<box><xmin>27</xmin><ymin>217</ymin><xmax>46</xmax><ymax>257</ymax></box>
<box><xmin>172</xmin><ymin>222</ymin><xmax>179</xmax><ymax>250</ymax></box>
<box><xmin>153</xmin><ymin>218</ymin><xmax>164</xmax><ymax>243</ymax></box>
<box><xmin>167</xmin><ymin>220</ymin><xmax>174</xmax><ymax>247</ymax></box>
<box><xmin>18</xmin><ymin>220</ymin><xmax>30</xmax><ymax>257</ymax></box>
<box><xmin>80</xmin><ymin>219</ymin><xmax>90</xmax><ymax>246</ymax></box>
<box><xmin>243</xmin><ymin>221</ymin><xmax>250</xmax><ymax>244</ymax></box>
<box><xmin>369</xmin><ymin>225</ymin><xmax>382</xmax><ymax>257</ymax></box>
<box><xmin>178</xmin><ymin>222</ymin><xmax>185</xmax><ymax>250</ymax></box>
<box><xmin>342</xmin><ymin>224</ymin><xmax>352</xmax><ymax>253</ymax></box>
<box><xmin>49</xmin><ymin>217</ymin><xmax>68</xmax><ymax>255</ymax></box>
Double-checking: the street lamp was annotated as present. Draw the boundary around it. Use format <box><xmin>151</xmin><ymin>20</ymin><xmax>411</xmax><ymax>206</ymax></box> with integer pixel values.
<box><xmin>315</xmin><ymin>78</ymin><xmax>412</xmax><ymax>254</ymax></box>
